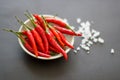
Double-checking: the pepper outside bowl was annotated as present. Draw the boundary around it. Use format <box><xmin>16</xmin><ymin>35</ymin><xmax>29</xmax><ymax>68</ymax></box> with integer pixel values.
<box><xmin>18</xmin><ymin>15</ymin><xmax>74</xmax><ymax>60</ymax></box>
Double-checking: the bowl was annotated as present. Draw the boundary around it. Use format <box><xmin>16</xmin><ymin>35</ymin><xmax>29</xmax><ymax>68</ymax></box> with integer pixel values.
<box><xmin>18</xmin><ymin>15</ymin><xmax>74</xmax><ymax>60</ymax></box>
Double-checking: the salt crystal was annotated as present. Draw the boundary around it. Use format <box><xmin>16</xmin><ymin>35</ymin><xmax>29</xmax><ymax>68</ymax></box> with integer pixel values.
<box><xmin>73</xmin><ymin>50</ymin><xmax>77</xmax><ymax>53</ymax></box>
<box><xmin>80</xmin><ymin>44</ymin><xmax>90</xmax><ymax>51</ymax></box>
<box><xmin>93</xmin><ymin>38</ymin><xmax>98</xmax><ymax>43</ymax></box>
<box><xmin>77</xmin><ymin>18</ymin><xmax>81</xmax><ymax>23</ymax></box>
<box><xmin>76</xmin><ymin>47</ymin><xmax>81</xmax><ymax>51</ymax></box>
<box><xmin>86</xmin><ymin>21</ymin><xmax>91</xmax><ymax>27</ymax></box>
<box><xmin>80</xmin><ymin>22</ymin><xmax>86</xmax><ymax>28</ymax></box>
<box><xmin>98</xmin><ymin>37</ymin><xmax>104</xmax><ymax>43</ymax></box>
<box><xmin>93</xmin><ymin>31</ymin><xmax>100</xmax><ymax>38</ymax></box>
<box><xmin>88</xmin><ymin>41</ymin><xmax>93</xmax><ymax>45</ymax></box>
<box><xmin>91</xmin><ymin>29</ymin><xmax>97</xmax><ymax>34</ymax></box>
<box><xmin>110</xmin><ymin>49</ymin><xmax>115</xmax><ymax>54</ymax></box>
<box><xmin>81</xmin><ymin>38</ymin><xmax>88</xmax><ymax>44</ymax></box>
<box><xmin>63</xmin><ymin>18</ymin><xmax>68</xmax><ymax>23</ymax></box>
<box><xmin>86</xmin><ymin>42</ymin><xmax>91</xmax><ymax>47</ymax></box>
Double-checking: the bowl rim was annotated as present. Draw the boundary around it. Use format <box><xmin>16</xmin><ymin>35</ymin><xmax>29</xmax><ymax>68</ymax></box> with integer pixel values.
<box><xmin>18</xmin><ymin>14</ymin><xmax>74</xmax><ymax>60</ymax></box>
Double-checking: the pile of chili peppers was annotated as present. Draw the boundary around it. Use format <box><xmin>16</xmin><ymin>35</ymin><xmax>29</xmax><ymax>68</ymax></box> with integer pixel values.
<box><xmin>5</xmin><ymin>11</ymin><xmax>82</xmax><ymax>60</ymax></box>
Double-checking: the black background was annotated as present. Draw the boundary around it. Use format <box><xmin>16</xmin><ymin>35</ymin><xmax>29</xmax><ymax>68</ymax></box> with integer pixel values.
<box><xmin>0</xmin><ymin>0</ymin><xmax>120</xmax><ymax>80</ymax></box>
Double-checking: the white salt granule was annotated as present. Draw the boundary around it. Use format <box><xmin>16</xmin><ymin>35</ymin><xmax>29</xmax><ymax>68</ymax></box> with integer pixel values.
<box><xmin>63</xmin><ymin>18</ymin><xmax>68</xmax><ymax>23</ymax></box>
<box><xmin>98</xmin><ymin>37</ymin><xmax>104</xmax><ymax>44</ymax></box>
<box><xmin>76</xmin><ymin>47</ymin><xmax>81</xmax><ymax>51</ymax></box>
<box><xmin>86</xmin><ymin>21</ymin><xmax>91</xmax><ymax>27</ymax></box>
<box><xmin>92</xmin><ymin>31</ymin><xmax>100</xmax><ymax>38</ymax></box>
<box><xmin>93</xmin><ymin>38</ymin><xmax>98</xmax><ymax>43</ymax></box>
<box><xmin>110</xmin><ymin>49</ymin><xmax>115</xmax><ymax>54</ymax></box>
<box><xmin>75</xmin><ymin>19</ymin><xmax>104</xmax><ymax>53</ymax></box>
<box><xmin>80</xmin><ymin>44</ymin><xmax>90</xmax><ymax>51</ymax></box>
<box><xmin>73</xmin><ymin>50</ymin><xmax>77</xmax><ymax>53</ymax></box>
<box><xmin>81</xmin><ymin>38</ymin><xmax>88</xmax><ymax>44</ymax></box>
<box><xmin>91</xmin><ymin>29</ymin><xmax>97</xmax><ymax>34</ymax></box>
<box><xmin>80</xmin><ymin>22</ymin><xmax>86</xmax><ymax>28</ymax></box>
<box><xmin>77</xmin><ymin>18</ymin><xmax>81</xmax><ymax>23</ymax></box>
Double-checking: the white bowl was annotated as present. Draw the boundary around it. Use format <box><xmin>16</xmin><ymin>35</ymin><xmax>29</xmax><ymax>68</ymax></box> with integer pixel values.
<box><xmin>18</xmin><ymin>15</ymin><xmax>74</xmax><ymax>60</ymax></box>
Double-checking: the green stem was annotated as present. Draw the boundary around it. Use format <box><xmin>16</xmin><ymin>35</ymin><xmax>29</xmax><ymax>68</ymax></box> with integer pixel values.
<box><xmin>15</xmin><ymin>16</ymin><xmax>32</xmax><ymax>30</ymax></box>
<box><xmin>24</xmin><ymin>11</ymin><xmax>36</xmax><ymax>28</ymax></box>
<box><xmin>3</xmin><ymin>28</ymin><xmax>25</xmax><ymax>44</ymax></box>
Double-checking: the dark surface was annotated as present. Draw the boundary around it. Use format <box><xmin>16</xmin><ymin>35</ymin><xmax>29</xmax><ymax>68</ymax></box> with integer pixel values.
<box><xmin>0</xmin><ymin>0</ymin><xmax>120</xmax><ymax>80</ymax></box>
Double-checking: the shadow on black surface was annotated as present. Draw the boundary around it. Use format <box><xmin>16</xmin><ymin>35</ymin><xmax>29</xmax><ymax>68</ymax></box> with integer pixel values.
<box><xmin>21</xmin><ymin>50</ymin><xmax>71</xmax><ymax>79</ymax></box>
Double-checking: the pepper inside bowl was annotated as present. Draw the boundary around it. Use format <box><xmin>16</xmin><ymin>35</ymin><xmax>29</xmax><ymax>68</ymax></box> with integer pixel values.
<box><xmin>18</xmin><ymin>14</ymin><xmax>75</xmax><ymax>60</ymax></box>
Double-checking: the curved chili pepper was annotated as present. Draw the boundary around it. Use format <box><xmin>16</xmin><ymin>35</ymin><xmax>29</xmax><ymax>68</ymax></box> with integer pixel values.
<box><xmin>24</xmin><ymin>13</ymin><xmax>46</xmax><ymax>53</ymax></box>
<box><xmin>49</xmin><ymin>45</ymin><xmax>60</xmax><ymax>53</ymax></box>
<box><xmin>20</xmin><ymin>35</ymin><xmax>50</xmax><ymax>58</ymax></box>
<box><xmin>45</xmin><ymin>17</ymin><xmax>72</xmax><ymax>29</ymax></box>
<box><xmin>46</xmin><ymin>31</ymin><xmax>68</xmax><ymax>60</ymax></box>
<box><xmin>16</xmin><ymin>17</ymin><xmax>41</xmax><ymax>57</ymax></box>
<box><xmin>41</xmin><ymin>16</ymin><xmax>68</xmax><ymax>60</ymax></box>
<box><xmin>48</xmin><ymin>24</ymin><xmax>65</xmax><ymax>48</ymax></box>
<box><xmin>57</xmin><ymin>31</ymin><xmax>74</xmax><ymax>49</ymax></box>
<box><xmin>30</xmin><ymin>28</ymin><xmax>45</xmax><ymax>53</ymax></box>
<box><xmin>33</xmin><ymin>14</ymin><xmax>46</xmax><ymax>30</ymax></box>
<box><xmin>53</xmin><ymin>24</ymin><xmax>82</xmax><ymax>36</ymax></box>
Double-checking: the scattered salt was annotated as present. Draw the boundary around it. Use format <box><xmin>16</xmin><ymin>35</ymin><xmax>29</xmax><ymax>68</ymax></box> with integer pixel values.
<box><xmin>76</xmin><ymin>47</ymin><xmax>81</xmax><ymax>51</ymax></box>
<box><xmin>92</xmin><ymin>31</ymin><xmax>100</xmax><ymax>38</ymax></box>
<box><xmin>77</xmin><ymin>18</ymin><xmax>81</xmax><ymax>23</ymax></box>
<box><xmin>98</xmin><ymin>37</ymin><xmax>104</xmax><ymax>44</ymax></box>
<box><xmin>73</xmin><ymin>50</ymin><xmax>77</xmax><ymax>53</ymax></box>
<box><xmin>93</xmin><ymin>38</ymin><xmax>98</xmax><ymax>43</ymax></box>
<box><xmin>63</xmin><ymin>18</ymin><xmax>68</xmax><ymax>23</ymax></box>
<box><xmin>110</xmin><ymin>49</ymin><xmax>115</xmax><ymax>54</ymax></box>
<box><xmin>75</xmin><ymin>19</ymin><xmax>104</xmax><ymax>53</ymax></box>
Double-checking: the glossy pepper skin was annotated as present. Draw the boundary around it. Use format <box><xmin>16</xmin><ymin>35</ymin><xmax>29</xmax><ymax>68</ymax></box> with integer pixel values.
<box><xmin>57</xmin><ymin>31</ymin><xmax>74</xmax><ymax>49</ymax></box>
<box><xmin>21</xmin><ymin>35</ymin><xmax>50</xmax><ymax>58</ymax></box>
<box><xmin>48</xmin><ymin>24</ymin><xmax>65</xmax><ymax>48</ymax></box>
<box><xmin>24</xmin><ymin>13</ymin><xmax>46</xmax><ymax>53</ymax></box>
<box><xmin>34</xmin><ymin>23</ymin><xmax>49</xmax><ymax>54</ymax></box>
<box><xmin>41</xmin><ymin>15</ymin><xmax>68</xmax><ymax>60</ymax></box>
<box><xmin>46</xmin><ymin>30</ymin><xmax>68</xmax><ymax>60</ymax></box>
<box><xmin>23</xmin><ymin>30</ymin><xmax>39</xmax><ymax>57</ymax></box>
<box><xmin>30</xmin><ymin>28</ymin><xmax>45</xmax><ymax>53</ymax></box>
<box><xmin>53</xmin><ymin>24</ymin><xmax>82</xmax><ymax>36</ymax></box>
<box><xmin>33</xmin><ymin>14</ymin><xmax>46</xmax><ymax>30</ymax></box>
<box><xmin>45</xmin><ymin>17</ymin><xmax>71</xmax><ymax>29</ymax></box>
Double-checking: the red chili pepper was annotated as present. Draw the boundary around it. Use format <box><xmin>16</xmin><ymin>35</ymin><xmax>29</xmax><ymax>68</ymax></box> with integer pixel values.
<box><xmin>20</xmin><ymin>35</ymin><xmax>50</xmax><ymax>58</ymax></box>
<box><xmin>34</xmin><ymin>23</ymin><xmax>49</xmax><ymax>54</ymax></box>
<box><xmin>24</xmin><ymin>30</ymin><xmax>39</xmax><ymax>57</ymax></box>
<box><xmin>15</xmin><ymin>16</ymin><xmax>39</xmax><ymax>57</ymax></box>
<box><xmin>46</xmin><ymin>30</ymin><xmax>68</xmax><ymax>60</ymax></box>
<box><xmin>49</xmin><ymin>45</ymin><xmax>60</xmax><ymax>53</ymax></box>
<box><xmin>30</xmin><ymin>28</ymin><xmax>45</xmax><ymax>53</ymax></box>
<box><xmin>41</xmin><ymin>16</ymin><xmax>68</xmax><ymax>60</ymax></box>
<box><xmin>24</xmin><ymin>13</ymin><xmax>46</xmax><ymax>53</ymax></box>
<box><xmin>53</xmin><ymin>24</ymin><xmax>82</xmax><ymax>36</ymax></box>
<box><xmin>45</xmin><ymin>17</ymin><xmax>71</xmax><ymax>29</ymax></box>
<box><xmin>57</xmin><ymin>31</ymin><xmax>74</xmax><ymax>49</ymax></box>
<box><xmin>33</xmin><ymin>14</ymin><xmax>46</xmax><ymax>30</ymax></box>
<box><xmin>48</xmin><ymin>24</ymin><xmax>65</xmax><ymax>48</ymax></box>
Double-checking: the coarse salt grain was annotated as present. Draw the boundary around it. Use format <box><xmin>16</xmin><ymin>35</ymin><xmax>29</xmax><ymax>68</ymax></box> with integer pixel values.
<box><xmin>75</xmin><ymin>19</ymin><xmax>104</xmax><ymax>53</ymax></box>
<box><xmin>73</xmin><ymin>50</ymin><xmax>77</xmax><ymax>53</ymax></box>
<box><xmin>76</xmin><ymin>46</ymin><xmax>81</xmax><ymax>51</ymax></box>
<box><xmin>93</xmin><ymin>38</ymin><xmax>98</xmax><ymax>43</ymax></box>
<box><xmin>77</xmin><ymin>18</ymin><xmax>81</xmax><ymax>23</ymax></box>
<box><xmin>110</xmin><ymin>49</ymin><xmax>115</xmax><ymax>54</ymax></box>
<box><xmin>98</xmin><ymin>37</ymin><xmax>104</xmax><ymax>44</ymax></box>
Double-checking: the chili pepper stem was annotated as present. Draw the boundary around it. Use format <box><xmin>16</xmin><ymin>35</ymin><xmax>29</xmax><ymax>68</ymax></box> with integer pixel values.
<box><xmin>3</xmin><ymin>28</ymin><xmax>25</xmax><ymax>44</ymax></box>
